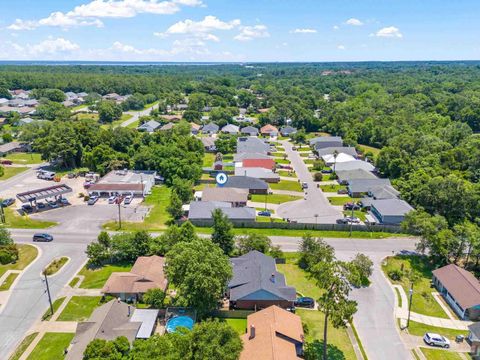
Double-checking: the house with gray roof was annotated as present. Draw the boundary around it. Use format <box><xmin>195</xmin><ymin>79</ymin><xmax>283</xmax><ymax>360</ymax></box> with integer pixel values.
<box><xmin>66</xmin><ymin>300</ymin><xmax>158</xmax><ymax>360</ymax></box>
<box><xmin>236</xmin><ymin>137</ymin><xmax>270</xmax><ymax>154</ymax></box>
<box><xmin>223</xmin><ymin>176</ymin><xmax>269</xmax><ymax>194</ymax></box>
<box><xmin>221</xmin><ymin>124</ymin><xmax>240</xmax><ymax>134</ymax></box>
<box><xmin>336</xmin><ymin>169</ymin><xmax>377</xmax><ymax>184</ymax></box>
<box><xmin>188</xmin><ymin>201</ymin><xmax>255</xmax><ymax>222</ymax></box>
<box><xmin>137</xmin><ymin>120</ymin><xmax>161</xmax><ymax>133</ymax></box>
<box><xmin>235</xmin><ymin>167</ymin><xmax>280</xmax><ymax>183</ymax></box>
<box><xmin>316</xmin><ymin>146</ymin><xmax>358</xmax><ymax>158</ymax></box>
<box><xmin>348</xmin><ymin>178</ymin><xmax>392</xmax><ymax>197</ymax></box>
<box><xmin>280</xmin><ymin>126</ymin><xmax>297</xmax><ymax>136</ymax></box>
<box><xmin>309</xmin><ymin>136</ymin><xmax>343</xmax><ymax>149</ymax></box>
<box><xmin>159</xmin><ymin>122</ymin><xmax>174</xmax><ymax>131</ymax></box>
<box><xmin>201</xmin><ymin>122</ymin><xmax>219</xmax><ymax>134</ymax></box>
<box><xmin>335</xmin><ymin>160</ymin><xmax>375</xmax><ymax>172</ymax></box>
<box><xmin>234</xmin><ymin>152</ymin><xmax>272</xmax><ymax>162</ymax></box>
<box><xmin>200</xmin><ymin>137</ymin><xmax>216</xmax><ymax>152</ymax></box>
<box><xmin>369</xmin><ymin>198</ymin><xmax>413</xmax><ymax>225</ymax></box>
<box><xmin>0</xmin><ymin>98</ymin><xmax>8</xmax><ymax>106</ymax></box>
<box><xmin>228</xmin><ymin>251</ymin><xmax>297</xmax><ymax>310</ymax></box>
<box><xmin>241</xmin><ymin>126</ymin><xmax>259</xmax><ymax>136</ymax></box>
<box><xmin>368</xmin><ymin>185</ymin><xmax>400</xmax><ymax>200</ymax></box>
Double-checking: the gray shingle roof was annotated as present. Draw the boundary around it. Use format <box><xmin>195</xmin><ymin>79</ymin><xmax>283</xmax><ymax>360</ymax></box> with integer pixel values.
<box><xmin>201</xmin><ymin>123</ymin><xmax>219</xmax><ymax>133</ymax></box>
<box><xmin>234</xmin><ymin>152</ymin><xmax>272</xmax><ymax>162</ymax></box>
<box><xmin>188</xmin><ymin>201</ymin><xmax>256</xmax><ymax>221</ymax></box>
<box><xmin>369</xmin><ymin>185</ymin><xmax>400</xmax><ymax>199</ymax></box>
<box><xmin>236</xmin><ymin>137</ymin><xmax>270</xmax><ymax>154</ymax></box>
<box><xmin>241</xmin><ymin>126</ymin><xmax>259</xmax><ymax>135</ymax></box>
<box><xmin>316</xmin><ymin>146</ymin><xmax>358</xmax><ymax>157</ymax></box>
<box><xmin>229</xmin><ymin>251</ymin><xmax>296</xmax><ymax>302</ymax></box>
<box><xmin>223</xmin><ymin>176</ymin><xmax>269</xmax><ymax>190</ymax></box>
<box><xmin>221</xmin><ymin>124</ymin><xmax>240</xmax><ymax>134</ymax></box>
<box><xmin>138</xmin><ymin>120</ymin><xmax>160</xmax><ymax>132</ymax></box>
<box><xmin>370</xmin><ymin>198</ymin><xmax>413</xmax><ymax>216</ymax></box>
<box><xmin>348</xmin><ymin>178</ymin><xmax>391</xmax><ymax>194</ymax></box>
<box><xmin>280</xmin><ymin>126</ymin><xmax>297</xmax><ymax>136</ymax></box>
<box><xmin>335</xmin><ymin>160</ymin><xmax>375</xmax><ymax>172</ymax></box>
<box><xmin>336</xmin><ymin>169</ymin><xmax>376</xmax><ymax>183</ymax></box>
<box><xmin>309</xmin><ymin>136</ymin><xmax>343</xmax><ymax>146</ymax></box>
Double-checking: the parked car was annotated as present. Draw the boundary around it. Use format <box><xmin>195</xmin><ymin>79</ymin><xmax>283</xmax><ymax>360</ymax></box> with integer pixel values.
<box><xmin>124</xmin><ymin>195</ymin><xmax>133</xmax><ymax>205</ymax></box>
<box><xmin>33</xmin><ymin>233</ymin><xmax>53</xmax><ymax>242</ymax></box>
<box><xmin>47</xmin><ymin>200</ymin><xmax>59</xmax><ymax>208</ymax></box>
<box><xmin>108</xmin><ymin>195</ymin><xmax>118</xmax><ymax>204</ymax></box>
<box><xmin>87</xmin><ymin>196</ymin><xmax>98</xmax><ymax>205</ymax></box>
<box><xmin>343</xmin><ymin>202</ymin><xmax>360</xmax><ymax>210</ymax></box>
<box><xmin>337</xmin><ymin>188</ymin><xmax>348</xmax><ymax>195</ymax></box>
<box><xmin>295</xmin><ymin>297</ymin><xmax>315</xmax><ymax>308</ymax></box>
<box><xmin>0</xmin><ymin>159</ymin><xmax>13</xmax><ymax>165</ymax></box>
<box><xmin>258</xmin><ymin>210</ymin><xmax>271</xmax><ymax>217</ymax></box>
<box><xmin>336</xmin><ymin>217</ymin><xmax>361</xmax><ymax>224</ymax></box>
<box><xmin>59</xmin><ymin>197</ymin><xmax>69</xmax><ymax>205</ymax></box>
<box><xmin>21</xmin><ymin>204</ymin><xmax>33</xmax><ymax>213</ymax></box>
<box><xmin>1</xmin><ymin>198</ymin><xmax>15</xmax><ymax>207</ymax></box>
<box><xmin>423</xmin><ymin>333</ymin><xmax>450</xmax><ymax>348</ymax></box>
<box><xmin>37</xmin><ymin>202</ymin><xmax>46</xmax><ymax>209</ymax></box>
<box><xmin>321</xmin><ymin>169</ymin><xmax>333</xmax><ymax>174</ymax></box>
<box><xmin>292</xmin><ymin>146</ymin><xmax>297</xmax><ymax>150</ymax></box>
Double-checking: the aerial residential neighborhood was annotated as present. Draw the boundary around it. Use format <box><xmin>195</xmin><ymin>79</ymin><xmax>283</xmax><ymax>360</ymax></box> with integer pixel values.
<box><xmin>0</xmin><ymin>1</ymin><xmax>480</xmax><ymax>360</ymax></box>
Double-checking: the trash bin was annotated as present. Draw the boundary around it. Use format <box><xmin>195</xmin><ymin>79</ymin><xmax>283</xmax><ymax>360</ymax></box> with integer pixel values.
<box><xmin>455</xmin><ymin>335</ymin><xmax>464</xmax><ymax>343</ymax></box>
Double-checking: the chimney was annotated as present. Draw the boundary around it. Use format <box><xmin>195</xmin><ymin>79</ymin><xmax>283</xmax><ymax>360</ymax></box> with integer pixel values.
<box><xmin>270</xmin><ymin>273</ymin><xmax>275</xmax><ymax>283</ymax></box>
<box><xmin>249</xmin><ymin>325</ymin><xmax>255</xmax><ymax>340</ymax></box>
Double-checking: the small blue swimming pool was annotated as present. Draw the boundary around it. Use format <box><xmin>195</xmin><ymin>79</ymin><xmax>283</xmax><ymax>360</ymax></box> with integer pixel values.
<box><xmin>166</xmin><ymin>315</ymin><xmax>194</xmax><ymax>333</ymax></box>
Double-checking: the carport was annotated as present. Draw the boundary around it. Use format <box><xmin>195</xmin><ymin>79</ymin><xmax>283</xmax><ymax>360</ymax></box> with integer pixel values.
<box><xmin>16</xmin><ymin>184</ymin><xmax>73</xmax><ymax>203</ymax></box>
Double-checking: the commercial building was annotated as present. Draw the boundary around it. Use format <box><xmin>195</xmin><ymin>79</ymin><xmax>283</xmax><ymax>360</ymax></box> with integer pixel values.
<box><xmin>88</xmin><ymin>170</ymin><xmax>156</xmax><ymax>197</ymax></box>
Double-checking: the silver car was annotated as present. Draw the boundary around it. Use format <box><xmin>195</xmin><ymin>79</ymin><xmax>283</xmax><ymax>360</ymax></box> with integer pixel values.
<box><xmin>423</xmin><ymin>333</ymin><xmax>450</xmax><ymax>348</ymax></box>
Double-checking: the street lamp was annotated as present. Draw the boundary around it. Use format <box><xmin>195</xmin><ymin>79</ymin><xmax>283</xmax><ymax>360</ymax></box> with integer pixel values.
<box><xmin>406</xmin><ymin>283</ymin><xmax>414</xmax><ymax>328</ymax></box>
<box><xmin>314</xmin><ymin>214</ymin><xmax>319</xmax><ymax>225</ymax></box>
<box><xmin>42</xmin><ymin>273</ymin><xmax>54</xmax><ymax>318</ymax></box>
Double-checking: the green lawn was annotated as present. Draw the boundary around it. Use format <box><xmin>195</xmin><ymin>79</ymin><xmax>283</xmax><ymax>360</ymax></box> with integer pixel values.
<box><xmin>57</xmin><ymin>296</ymin><xmax>102</xmax><ymax>321</ymax></box>
<box><xmin>303</xmin><ymin>159</ymin><xmax>315</xmax><ymax>164</ymax></box>
<box><xmin>26</xmin><ymin>332</ymin><xmax>74</xmax><ymax>360</ymax></box>
<box><xmin>269</xmin><ymin>180</ymin><xmax>303</xmax><ymax>192</ymax></box>
<box><xmin>342</xmin><ymin>210</ymin><xmax>367</xmax><ymax>221</ymax></box>
<box><xmin>70</xmin><ymin>104</ymin><xmax>88</xmax><ymax>112</ymax></box>
<box><xmin>358</xmin><ymin>144</ymin><xmax>381</xmax><ymax>159</ymax></box>
<box><xmin>42</xmin><ymin>297</ymin><xmax>66</xmax><ymax>321</ymax></box>
<box><xmin>320</xmin><ymin>184</ymin><xmax>346</xmax><ymax>192</ymax></box>
<box><xmin>275</xmin><ymin>254</ymin><xmax>355</xmax><ymax>359</ymax></box>
<box><xmin>300</xmin><ymin>152</ymin><xmax>311</xmax><ymax>157</ymax></box>
<box><xmin>0</xmin><ymin>272</ymin><xmax>19</xmax><ymax>291</ymax></box>
<box><xmin>277</xmin><ymin>170</ymin><xmax>297</xmax><ymax>178</ymax></box>
<box><xmin>0</xmin><ymin>166</ymin><xmax>29</xmax><ymax>180</ymax></box>
<box><xmin>196</xmin><ymin>227</ymin><xmax>402</xmax><ymax>239</ymax></box>
<box><xmin>103</xmin><ymin>186</ymin><xmax>171</xmax><ymax>231</ymax></box>
<box><xmin>126</xmin><ymin>119</ymin><xmax>140</xmax><ymax>129</ymax></box>
<box><xmin>224</xmin><ymin>318</ymin><xmax>247</xmax><ymax>335</ymax></box>
<box><xmin>0</xmin><ymin>244</ymin><xmax>38</xmax><ymax>278</ymax></box>
<box><xmin>43</xmin><ymin>257</ymin><xmax>68</xmax><ymax>276</ymax></box>
<box><xmin>382</xmin><ymin>256</ymin><xmax>449</xmax><ymax>318</ymax></box>
<box><xmin>4</xmin><ymin>153</ymin><xmax>42</xmax><ymax>165</ymax></box>
<box><xmin>256</xmin><ymin>216</ymin><xmax>286</xmax><ymax>223</ymax></box>
<box><xmin>271</xmin><ymin>152</ymin><xmax>286</xmax><ymax>157</ymax></box>
<box><xmin>9</xmin><ymin>333</ymin><xmax>38</xmax><ymax>360</ymax></box>
<box><xmin>73</xmin><ymin>112</ymin><xmax>98</xmax><ymax>121</ymax></box>
<box><xmin>251</xmin><ymin>193</ymin><xmax>302</xmax><ymax>204</ymax></box>
<box><xmin>203</xmin><ymin>153</ymin><xmax>215</xmax><ymax>167</ymax></box>
<box><xmin>69</xmin><ymin>277</ymin><xmax>80</xmax><ymax>288</ymax></box>
<box><xmin>419</xmin><ymin>348</ymin><xmax>464</xmax><ymax>360</ymax></box>
<box><xmin>328</xmin><ymin>196</ymin><xmax>355</xmax><ymax>206</ymax></box>
<box><xmin>275</xmin><ymin>159</ymin><xmax>291</xmax><ymax>165</ymax></box>
<box><xmin>101</xmin><ymin>114</ymin><xmax>134</xmax><ymax>129</ymax></box>
<box><xmin>407</xmin><ymin>321</ymin><xmax>468</xmax><ymax>341</ymax></box>
<box><xmin>78</xmin><ymin>263</ymin><xmax>133</xmax><ymax>289</ymax></box>
<box><xmin>2</xmin><ymin>207</ymin><xmax>57</xmax><ymax>229</ymax></box>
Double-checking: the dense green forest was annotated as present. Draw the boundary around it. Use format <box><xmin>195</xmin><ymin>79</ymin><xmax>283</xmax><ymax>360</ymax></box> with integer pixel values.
<box><xmin>2</xmin><ymin>62</ymin><xmax>480</xmax><ymax>266</ymax></box>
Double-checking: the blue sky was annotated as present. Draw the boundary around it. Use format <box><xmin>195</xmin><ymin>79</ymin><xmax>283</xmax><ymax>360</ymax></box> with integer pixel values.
<box><xmin>0</xmin><ymin>0</ymin><xmax>479</xmax><ymax>62</ymax></box>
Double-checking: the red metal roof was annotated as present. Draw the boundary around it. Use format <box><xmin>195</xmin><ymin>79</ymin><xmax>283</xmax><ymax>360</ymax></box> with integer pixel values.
<box><xmin>243</xmin><ymin>158</ymin><xmax>275</xmax><ymax>170</ymax></box>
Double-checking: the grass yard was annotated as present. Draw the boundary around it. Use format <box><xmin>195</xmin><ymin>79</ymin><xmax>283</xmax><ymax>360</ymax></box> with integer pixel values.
<box><xmin>407</xmin><ymin>320</ymin><xmax>468</xmax><ymax>341</ymax></box>
<box><xmin>103</xmin><ymin>186</ymin><xmax>171</xmax><ymax>231</ymax></box>
<box><xmin>277</xmin><ymin>170</ymin><xmax>297</xmax><ymax>178</ymax></box>
<box><xmin>271</xmin><ymin>152</ymin><xmax>286</xmax><ymax>157</ymax></box>
<box><xmin>276</xmin><ymin>253</ymin><xmax>322</xmax><ymax>299</ymax></box>
<box><xmin>269</xmin><ymin>180</ymin><xmax>303</xmax><ymax>192</ymax></box>
<box><xmin>4</xmin><ymin>152</ymin><xmax>42</xmax><ymax>165</ymax></box>
<box><xmin>0</xmin><ymin>244</ymin><xmax>38</xmax><ymax>278</ymax></box>
<box><xmin>300</xmin><ymin>152</ymin><xmax>311</xmax><ymax>157</ymax></box>
<box><xmin>102</xmin><ymin>114</ymin><xmax>134</xmax><ymax>129</ymax></box>
<box><xmin>26</xmin><ymin>332</ymin><xmax>74</xmax><ymax>360</ymax></box>
<box><xmin>342</xmin><ymin>210</ymin><xmax>367</xmax><ymax>221</ymax></box>
<box><xmin>358</xmin><ymin>144</ymin><xmax>381</xmax><ymax>159</ymax></box>
<box><xmin>57</xmin><ymin>296</ymin><xmax>102</xmax><ymax>321</ymax></box>
<box><xmin>251</xmin><ymin>193</ymin><xmax>302</xmax><ymax>204</ymax></box>
<box><xmin>224</xmin><ymin>318</ymin><xmax>247</xmax><ymax>335</ymax></box>
<box><xmin>43</xmin><ymin>257</ymin><xmax>68</xmax><ymax>276</ymax></box>
<box><xmin>303</xmin><ymin>159</ymin><xmax>315</xmax><ymax>164</ymax></box>
<box><xmin>42</xmin><ymin>297</ymin><xmax>66</xmax><ymax>321</ymax></box>
<box><xmin>202</xmin><ymin>152</ymin><xmax>215</xmax><ymax>167</ymax></box>
<box><xmin>126</xmin><ymin>119</ymin><xmax>140</xmax><ymax>129</ymax></box>
<box><xmin>381</xmin><ymin>255</ymin><xmax>449</xmax><ymax>318</ymax></box>
<box><xmin>419</xmin><ymin>348</ymin><xmax>464</xmax><ymax>360</ymax></box>
<box><xmin>73</xmin><ymin>112</ymin><xmax>98</xmax><ymax>121</ymax></box>
<box><xmin>256</xmin><ymin>216</ymin><xmax>286</xmax><ymax>223</ymax></box>
<box><xmin>320</xmin><ymin>184</ymin><xmax>346</xmax><ymax>192</ymax></box>
<box><xmin>9</xmin><ymin>333</ymin><xmax>38</xmax><ymax>360</ymax></box>
<box><xmin>2</xmin><ymin>207</ymin><xmax>56</xmax><ymax>229</ymax></box>
<box><xmin>0</xmin><ymin>166</ymin><xmax>29</xmax><ymax>180</ymax></box>
<box><xmin>69</xmin><ymin>277</ymin><xmax>80</xmax><ymax>288</ymax></box>
<box><xmin>0</xmin><ymin>272</ymin><xmax>19</xmax><ymax>291</ymax></box>
<box><xmin>275</xmin><ymin>159</ymin><xmax>291</xmax><ymax>165</ymax></box>
<box><xmin>328</xmin><ymin>196</ymin><xmax>355</xmax><ymax>206</ymax></box>
<box><xmin>197</xmin><ymin>227</ymin><xmax>402</xmax><ymax>239</ymax></box>
<box><xmin>78</xmin><ymin>262</ymin><xmax>133</xmax><ymax>289</ymax></box>
<box><xmin>70</xmin><ymin>104</ymin><xmax>88</xmax><ymax>112</ymax></box>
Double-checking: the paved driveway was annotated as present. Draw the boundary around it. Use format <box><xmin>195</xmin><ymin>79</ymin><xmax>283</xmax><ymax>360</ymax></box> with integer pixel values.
<box><xmin>0</xmin><ymin>241</ymin><xmax>88</xmax><ymax>358</ymax></box>
<box><xmin>276</xmin><ymin>140</ymin><xmax>342</xmax><ymax>223</ymax></box>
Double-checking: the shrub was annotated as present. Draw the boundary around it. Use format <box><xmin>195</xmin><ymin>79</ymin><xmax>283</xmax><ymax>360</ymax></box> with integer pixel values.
<box><xmin>0</xmin><ymin>245</ymin><xmax>19</xmax><ymax>264</ymax></box>
<box><xmin>388</xmin><ymin>269</ymin><xmax>403</xmax><ymax>281</ymax></box>
<box><xmin>313</xmin><ymin>172</ymin><xmax>323</xmax><ymax>181</ymax></box>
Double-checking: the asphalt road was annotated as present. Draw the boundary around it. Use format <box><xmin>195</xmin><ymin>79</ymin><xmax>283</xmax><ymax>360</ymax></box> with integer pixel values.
<box><xmin>121</xmin><ymin>103</ymin><xmax>158</xmax><ymax>128</ymax></box>
<box><xmin>276</xmin><ymin>140</ymin><xmax>343</xmax><ymax>223</ymax></box>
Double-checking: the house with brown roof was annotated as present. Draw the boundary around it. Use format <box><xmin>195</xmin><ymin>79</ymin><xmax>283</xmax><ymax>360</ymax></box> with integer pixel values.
<box><xmin>102</xmin><ymin>255</ymin><xmax>168</xmax><ymax>302</ymax></box>
<box><xmin>201</xmin><ymin>187</ymin><xmax>249</xmax><ymax>207</ymax></box>
<box><xmin>240</xmin><ymin>306</ymin><xmax>304</xmax><ymax>360</ymax></box>
<box><xmin>432</xmin><ymin>264</ymin><xmax>480</xmax><ymax>320</ymax></box>
<box><xmin>260</xmin><ymin>124</ymin><xmax>279</xmax><ymax>137</ymax></box>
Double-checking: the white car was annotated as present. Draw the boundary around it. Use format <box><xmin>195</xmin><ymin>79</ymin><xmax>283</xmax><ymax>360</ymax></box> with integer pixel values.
<box><xmin>423</xmin><ymin>333</ymin><xmax>450</xmax><ymax>348</ymax></box>
<box><xmin>108</xmin><ymin>195</ymin><xmax>117</xmax><ymax>204</ymax></box>
<box><xmin>124</xmin><ymin>195</ymin><xmax>133</xmax><ymax>205</ymax></box>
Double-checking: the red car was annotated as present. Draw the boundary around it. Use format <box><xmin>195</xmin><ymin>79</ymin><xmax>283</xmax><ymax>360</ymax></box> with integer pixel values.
<box><xmin>0</xmin><ymin>159</ymin><xmax>13</xmax><ymax>165</ymax></box>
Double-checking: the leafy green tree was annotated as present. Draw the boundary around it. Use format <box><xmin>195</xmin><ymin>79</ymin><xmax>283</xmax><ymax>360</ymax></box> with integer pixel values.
<box><xmin>211</xmin><ymin>209</ymin><xmax>234</xmax><ymax>255</ymax></box>
<box><xmin>348</xmin><ymin>253</ymin><xmax>373</xmax><ymax>287</ymax></box>
<box><xmin>236</xmin><ymin>234</ymin><xmax>271</xmax><ymax>255</ymax></box>
<box><xmin>143</xmin><ymin>288</ymin><xmax>166</xmax><ymax>308</ymax></box>
<box><xmin>0</xmin><ymin>87</ymin><xmax>11</xmax><ymax>99</ymax></box>
<box><xmin>0</xmin><ymin>228</ymin><xmax>13</xmax><ymax>246</ymax></box>
<box><xmin>214</xmin><ymin>134</ymin><xmax>236</xmax><ymax>154</ymax></box>
<box><xmin>166</xmin><ymin>238</ymin><xmax>232</xmax><ymax>318</ymax></box>
<box><xmin>172</xmin><ymin>177</ymin><xmax>193</xmax><ymax>203</ymax></box>
<box><xmin>98</xmin><ymin>101</ymin><xmax>122</xmax><ymax>123</ymax></box>
<box><xmin>298</xmin><ymin>235</ymin><xmax>334</xmax><ymax>271</ymax></box>
<box><xmin>167</xmin><ymin>191</ymin><xmax>184</xmax><ymax>220</ymax></box>
<box><xmin>83</xmin><ymin>336</ymin><xmax>130</xmax><ymax>360</ymax></box>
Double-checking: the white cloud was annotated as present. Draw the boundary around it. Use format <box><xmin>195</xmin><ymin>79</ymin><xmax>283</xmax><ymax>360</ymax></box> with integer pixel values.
<box><xmin>156</xmin><ymin>15</ymin><xmax>241</xmax><ymax>41</ymax></box>
<box><xmin>292</xmin><ymin>28</ymin><xmax>317</xmax><ymax>34</ymax></box>
<box><xmin>8</xmin><ymin>0</ymin><xmax>202</xmax><ymax>30</ymax></box>
<box><xmin>337</xmin><ymin>45</ymin><xmax>346</xmax><ymax>50</ymax></box>
<box><xmin>333</xmin><ymin>25</ymin><xmax>339</xmax><ymax>30</ymax></box>
<box><xmin>234</xmin><ymin>25</ymin><xmax>269</xmax><ymax>41</ymax></box>
<box><xmin>31</xmin><ymin>38</ymin><xmax>80</xmax><ymax>55</ymax></box>
<box><xmin>375</xmin><ymin>26</ymin><xmax>403</xmax><ymax>38</ymax></box>
<box><xmin>345</xmin><ymin>18</ymin><xmax>363</xmax><ymax>26</ymax></box>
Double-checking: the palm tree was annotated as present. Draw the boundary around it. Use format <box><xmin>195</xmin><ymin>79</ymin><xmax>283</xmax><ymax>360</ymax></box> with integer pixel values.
<box><xmin>332</xmin><ymin>150</ymin><xmax>339</xmax><ymax>174</ymax></box>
